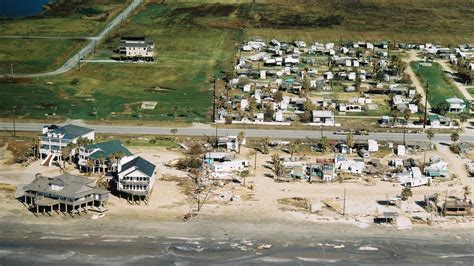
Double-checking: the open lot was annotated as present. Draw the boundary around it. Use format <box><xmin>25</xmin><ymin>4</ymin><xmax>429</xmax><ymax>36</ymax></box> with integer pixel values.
<box><xmin>0</xmin><ymin>39</ymin><xmax>85</xmax><ymax>75</ymax></box>
<box><xmin>0</xmin><ymin>1</ymin><xmax>129</xmax><ymax>76</ymax></box>
<box><xmin>410</xmin><ymin>61</ymin><xmax>465</xmax><ymax>109</ymax></box>
<box><xmin>2</xmin><ymin>1</ymin><xmax>474</xmax><ymax>123</ymax></box>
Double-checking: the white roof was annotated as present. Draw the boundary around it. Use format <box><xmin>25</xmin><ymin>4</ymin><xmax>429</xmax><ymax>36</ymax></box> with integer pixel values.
<box><xmin>312</xmin><ymin>110</ymin><xmax>333</xmax><ymax>117</ymax></box>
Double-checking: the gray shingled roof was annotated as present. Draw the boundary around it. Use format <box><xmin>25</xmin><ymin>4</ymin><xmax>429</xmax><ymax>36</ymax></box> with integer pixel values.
<box><xmin>23</xmin><ymin>173</ymin><xmax>107</xmax><ymax>200</ymax></box>
<box><xmin>120</xmin><ymin>156</ymin><xmax>156</xmax><ymax>177</ymax></box>
<box><xmin>42</xmin><ymin>124</ymin><xmax>94</xmax><ymax>140</ymax></box>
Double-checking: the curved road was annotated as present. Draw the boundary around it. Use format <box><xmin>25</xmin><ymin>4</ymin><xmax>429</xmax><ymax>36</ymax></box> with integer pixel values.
<box><xmin>1</xmin><ymin>0</ymin><xmax>141</xmax><ymax>78</ymax></box>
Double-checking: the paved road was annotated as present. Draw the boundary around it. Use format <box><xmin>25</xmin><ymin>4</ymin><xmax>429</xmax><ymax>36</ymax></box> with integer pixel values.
<box><xmin>1</xmin><ymin>122</ymin><xmax>473</xmax><ymax>143</ymax></box>
<box><xmin>1</xmin><ymin>0</ymin><xmax>141</xmax><ymax>78</ymax></box>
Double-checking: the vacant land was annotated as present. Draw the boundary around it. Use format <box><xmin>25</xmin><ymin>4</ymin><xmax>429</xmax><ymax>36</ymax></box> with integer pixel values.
<box><xmin>0</xmin><ymin>1</ymin><xmax>129</xmax><ymax>76</ymax></box>
<box><xmin>0</xmin><ymin>2</ymin><xmax>129</xmax><ymax>37</ymax></box>
<box><xmin>0</xmin><ymin>39</ymin><xmax>85</xmax><ymax>75</ymax></box>
<box><xmin>3</xmin><ymin>1</ymin><xmax>474</xmax><ymax>123</ymax></box>
<box><xmin>410</xmin><ymin>61</ymin><xmax>465</xmax><ymax>109</ymax></box>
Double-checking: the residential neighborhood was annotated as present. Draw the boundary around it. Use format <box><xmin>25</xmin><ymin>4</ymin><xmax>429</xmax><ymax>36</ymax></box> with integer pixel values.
<box><xmin>1</xmin><ymin>0</ymin><xmax>474</xmax><ymax>263</ymax></box>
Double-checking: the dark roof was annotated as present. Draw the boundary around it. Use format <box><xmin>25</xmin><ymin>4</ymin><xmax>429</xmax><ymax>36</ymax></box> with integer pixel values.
<box><xmin>121</xmin><ymin>36</ymin><xmax>146</xmax><ymax>41</ymax></box>
<box><xmin>23</xmin><ymin>173</ymin><xmax>107</xmax><ymax>199</ymax></box>
<box><xmin>84</xmin><ymin>140</ymin><xmax>133</xmax><ymax>160</ymax></box>
<box><xmin>43</xmin><ymin>124</ymin><xmax>94</xmax><ymax>139</ymax></box>
<box><xmin>120</xmin><ymin>156</ymin><xmax>156</xmax><ymax>177</ymax></box>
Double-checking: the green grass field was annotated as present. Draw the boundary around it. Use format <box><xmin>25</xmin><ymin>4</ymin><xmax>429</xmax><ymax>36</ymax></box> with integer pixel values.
<box><xmin>0</xmin><ymin>2</ymin><xmax>128</xmax><ymax>37</ymax></box>
<box><xmin>410</xmin><ymin>61</ymin><xmax>465</xmax><ymax>108</ymax></box>
<box><xmin>0</xmin><ymin>2</ymin><xmax>128</xmax><ymax>75</ymax></box>
<box><xmin>0</xmin><ymin>39</ymin><xmax>84</xmax><ymax>75</ymax></box>
<box><xmin>2</xmin><ymin>1</ymin><xmax>474</xmax><ymax>123</ymax></box>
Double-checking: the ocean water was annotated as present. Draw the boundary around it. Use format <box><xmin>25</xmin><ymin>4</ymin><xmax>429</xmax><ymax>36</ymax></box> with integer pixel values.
<box><xmin>0</xmin><ymin>0</ymin><xmax>50</xmax><ymax>18</ymax></box>
<box><xmin>0</xmin><ymin>233</ymin><xmax>473</xmax><ymax>265</ymax></box>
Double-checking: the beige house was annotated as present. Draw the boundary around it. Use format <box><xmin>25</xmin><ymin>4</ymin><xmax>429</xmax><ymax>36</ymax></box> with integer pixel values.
<box><xmin>119</xmin><ymin>36</ymin><xmax>155</xmax><ymax>62</ymax></box>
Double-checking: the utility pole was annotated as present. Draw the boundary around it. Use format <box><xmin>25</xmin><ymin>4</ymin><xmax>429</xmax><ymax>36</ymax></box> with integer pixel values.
<box><xmin>10</xmin><ymin>64</ymin><xmax>14</xmax><ymax>78</ymax></box>
<box><xmin>343</xmin><ymin>188</ymin><xmax>346</xmax><ymax>216</ymax></box>
<box><xmin>93</xmin><ymin>39</ymin><xmax>96</xmax><ymax>57</ymax></box>
<box><xmin>403</xmin><ymin>129</ymin><xmax>406</xmax><ymax>146</ymax></box>
<box><xmin>26</xmin><ymin>24</ymin><xmax>29</xmax><ymax>39</ymax></box>
<box><xmin>78</xmin><ymin>53</ymin><xmax>81</xmax><ymax>71</ymax></box>
<box><xmin>254</xmin><ymin>151</ymin><xmax>257</xmax><ymax>171</ymax></box>
<box><xmin>340</xmin><ymin>33</ymin><xmax>343</xmax><ymax>47</ymax></box>
<box><xmin>12</xmin><ymin>106</ymin><xmax>16</xmax><ymax>138</ymax></box>
<box><xmin>212</xmin><ymin>76</ymin><xmax>216</xmax><ymax>122</ymax></box>
<box><xmin>423</xmin><ymin>81</ymin><xmax>429</xmax><ymax>128</ymax></box>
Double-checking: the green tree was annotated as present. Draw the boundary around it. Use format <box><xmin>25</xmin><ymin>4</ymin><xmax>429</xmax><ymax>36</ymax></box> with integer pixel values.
<box><xmin>401</xmin><ymin>187</ymin><xmax>413</xmax><ymax>201</ymax></box>
<box><xmin>271</xmin><ymin>153</ymin><xmax>284</xmax><ymax>177</ymax></box>
<box><xmin>319</xmin><ymin>136</ymin><xmax>328</xmax><ymax>152</ymax></box>
<box><xmin>427</xmin><ymin>129</ymin><xmax>435</xmax><ymax>147</ymax></box>
<box><xmin>390</xmin><ymin>109</ymin><xmax>399</xmax><ymax>126</ymax></box>
<box><xmin>273</xmin><ymin>91</ymin><xmax>283</xmax><ymax>103</ymax></box>
<box><xmin>450</xmin><ymin>131</ymin><xmax>460</xmax><ymax>145</ymax></box>
<box><xmin>459</xmin><ymin>113</ymin><xmax>469</xmax><ymax>131</ymax></box>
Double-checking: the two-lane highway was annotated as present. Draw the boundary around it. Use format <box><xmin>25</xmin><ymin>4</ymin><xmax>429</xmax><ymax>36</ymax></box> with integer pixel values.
<box><xmin>1</xmin><ymin>122</ymin><xmax>473</xmax><ymax>143</ymax></box>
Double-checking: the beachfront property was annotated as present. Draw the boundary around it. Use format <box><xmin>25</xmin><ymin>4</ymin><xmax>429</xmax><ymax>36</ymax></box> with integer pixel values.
<box><xmin>118</xmin><ymin>36</ymin><xmax>155</xmax><ymax>62</ymax></box>
<box><xmin>21</xmin><ymin>173</ymin><xmax>109</xmax><ymax>215</ymax></box>
<box><xmin>116</xmin><ymin>156</ymin><xmax>157</xmax><ymax>201</ymax></box>
<box><xmin>40</xmin><ymin>124</ymin><xmax>94</xmax><ymax>167</ymax></box>
<box><xmin>78</xmin><ymin>140</ymin><xmax>134</xmax><ymax>173</ymax></box>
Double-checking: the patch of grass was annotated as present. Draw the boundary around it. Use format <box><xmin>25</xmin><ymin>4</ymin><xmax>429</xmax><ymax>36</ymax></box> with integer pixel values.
<box><xmin>0</xmin><ymin>39</ymin><xmax>84</xmax><ymax>74</ymax></box>
<box><xmin>0</xmin><ymin>2</ymin><xmax>128</xmax><ymax>37</ymax></box>
<box><xmin>467</xmin><ymin>88</ymin><xmax>474</xmax><ymax>97</ymax></box>
<box><xmin>0</xmin><ymin>183</ymin><xmax>16</xmax><ymax>193</ymax></box>
<box><xmin>278</xmin><ymin>197</ymin><xmax>309</xmax><ymax>211</ymax></box>
<box><xmin>410</xmin><ymin>61</ymin><xmax>465</xmax><ymax>108</ymax></box>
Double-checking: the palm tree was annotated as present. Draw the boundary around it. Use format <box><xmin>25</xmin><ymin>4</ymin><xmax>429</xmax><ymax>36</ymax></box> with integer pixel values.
<box><xmin>427</xmin><ymin>129</ymin><xmax>435</xmax><ymax>144</ymax></box>
<box><xmin>237</xmin><ymin>131</ymin><xmax>245</xmax><ymax>153</ymax></box>
<box><xmin>114</xmin><ymin>151</ymin><xmax>125</xmax><ymax>173</ymax></box>
<box><xmin>60</xmin><ymin>146</ymin><xmax>70</xmax><ymax>170</ymax></box>
<box><xmin>403</xmin><ymin>109</ymin><xmax>411</xmax><ymax>125</ymax></box>
<box><xmin>32</xmin><ymin>138</ymin><xmax>41</xmax><ymax>159</ymax></box>
<box><xmin>319</xmin><ymin>136</ymin><xmax>328</xmax><ymax>152</ymax></box>
<box><xmin>288</xmin><ymin>142</ymin><xmax>297</xmax><ymax>158</ymax></box>
<box><xmin>459</xmin><ymin>113</ymin><xmax>468</xmax><ymax>131</ymax></box>
<box><xmin>390</xmin><ymin>109</ymin><xmax>399</xmax><ymax>126</ymax></box>
<box><xmin>98</xmin><ymin>155</ymin><xmax>106</xmax><ymax>174</ymax></box>
<box><xmin>450</xmin><ymin>131</ymin><xmax>460</xmax><ymax>146</ymax></box>
<box><xmin>346</xmin><ymin>132</ymin><xmax>354</xmax><ymax>152</ymax></box>
<box><xmin>463</xmin><ymin>186</ymin><xmax>471</xmax><ymax>201</ymax></box>
<box><xmin>87</xmin><ymin>159</ymin><xmax>95</xmax><ymax>174</ymax></box>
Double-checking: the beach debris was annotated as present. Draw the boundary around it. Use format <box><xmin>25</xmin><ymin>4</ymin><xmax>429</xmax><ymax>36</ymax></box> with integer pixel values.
<box><xmin>358</xmin><ymin>246</ymin><xmax>378</xmax><ymax>251</ymax></box>
<box><xmin>183</xmin><ymin>212</ymin><xmax>198</xmax><ymax>221</ymax></box>
<box><xmin>334</xmin><ymin>244</ymin><xmax>345</xmax><ymax>249</ymax></box>
<box><xmin>257</xmin><ymin>244</ymin><xmax>272</xmax><ymax>250</ymax></box>
<box><xmin>90</xmin><ymin>213</ymin><xmax>105</xmax><ymax>220</ymax></box>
